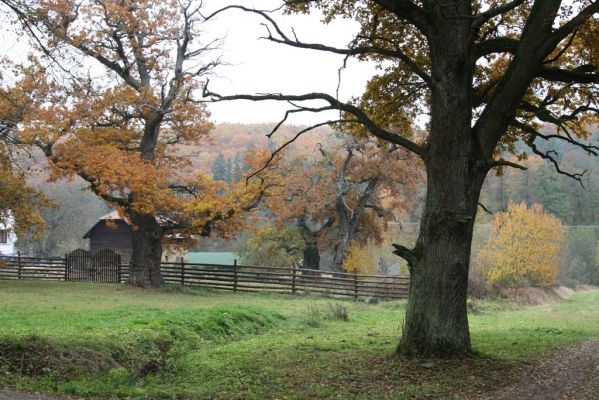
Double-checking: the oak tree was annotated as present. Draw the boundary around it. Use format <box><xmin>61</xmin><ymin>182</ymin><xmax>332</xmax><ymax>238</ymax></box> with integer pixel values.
<box><xmin>263</xmin><ymin>137</ymin><xmax>417</xmax><ymax>271</ymax></box>
<box><xmin>1</xmin><ymin>0</ymin><xmax>268</xmax><ymax>287</ymax></box>
<box><xmin>204</xmin><ymin>1</ymin><xmax>599</xmax><ymax>356</ymax></box>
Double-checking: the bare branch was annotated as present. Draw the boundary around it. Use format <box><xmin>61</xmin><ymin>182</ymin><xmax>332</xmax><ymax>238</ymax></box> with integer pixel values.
<box><xmin>392</xmin><ymin>243</ymin><xmax>416</xmax><ymax>266</ymax></box>
<box><xmin>477</xmin><ymin>202</ymin><xmax>494</xmax><ymax>215</ymax></box>
<box><xmin>246</xmin><ymin>119</ymin><xmax>355</xmax><ymax>184</ymax></box>
<box><xmin>538</xmin><ymin>66</ymin><xmax>599</xmax><ymax>84</ymax></box>
<box><xmin>203</xmin><ymin>5</ymin><xmax>431</xmax><ymax>86</ymax></box>
<box><xmin>475</xmin><ymin>37</ymin><xmax>519</xmax><ymax>59</ymax></box>
<box><xmin>512</xmin><ymin>120</ymin><xmax>588</xmax><ymax>185</ymax></box>
<box><xmin>471</xmin><ymin>0</ymin><xmax>526</xmax><ymax>31</ymax></box>
<box><xmin>489</xmin><ymin>159</ymin><xmax>528</xmax><ymax>171</ymax></box>
<box><xmin>203</xmin><ymin>82</ymin><xmax>426</xmax><ymax>157</ymax></box>
<box><xmin>542</xmin><ymin>2</ymin><xmax>599</xmax><ymax>54</ymax></box>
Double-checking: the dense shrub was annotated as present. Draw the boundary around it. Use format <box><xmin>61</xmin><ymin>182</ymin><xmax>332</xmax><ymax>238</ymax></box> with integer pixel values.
<box><xmin>476</xmin><ymin>202</ymin><xmax>565</xmax><ymax>290</ymax></box>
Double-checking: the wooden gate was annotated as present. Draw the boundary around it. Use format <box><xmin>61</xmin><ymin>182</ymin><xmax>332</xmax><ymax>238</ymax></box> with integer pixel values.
<box><xmin>66</xmin><ymin>249</ymin><xmax>121</xmax><ymax>282</ymax></box>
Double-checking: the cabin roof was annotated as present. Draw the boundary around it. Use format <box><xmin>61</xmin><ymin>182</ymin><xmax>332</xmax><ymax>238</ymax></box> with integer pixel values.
<box><xmin>82</xmin><ymin>212</ymin><xmax>180</xmax><ymax>240</ymax></box>
<box><xmin>83</xmin><ymin>212</ymin><xmax>128</xmax><ymax>239</ymax></box>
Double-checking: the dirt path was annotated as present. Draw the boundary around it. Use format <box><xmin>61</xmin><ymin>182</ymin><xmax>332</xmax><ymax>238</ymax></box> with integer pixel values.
<box><xmin>0</xmin><ymin>388</ymin><xmax>76</xmax><ymax>400</ymax></box>
<box><xmin>491</xmin><ymin>339</ymin><xmax>599</xmax><ymax>400</ymax></box>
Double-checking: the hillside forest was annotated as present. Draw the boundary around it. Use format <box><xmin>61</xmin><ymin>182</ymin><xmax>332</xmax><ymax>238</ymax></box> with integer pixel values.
<box><xmin>14</xmin><ymin>123</ymin><xmax>599</xmax><ymax>290</ymax></box>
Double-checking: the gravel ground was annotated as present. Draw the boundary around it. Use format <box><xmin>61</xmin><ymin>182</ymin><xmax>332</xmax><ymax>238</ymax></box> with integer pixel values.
<box><xmin>491</xmin><ymin>339</ymin><xmax>599</xmax><ymax>400</ymax></box>
<box><xmin>0</xmin><ymin>389</ymin><xmax>78</xmax><ymax>400</ymax></box>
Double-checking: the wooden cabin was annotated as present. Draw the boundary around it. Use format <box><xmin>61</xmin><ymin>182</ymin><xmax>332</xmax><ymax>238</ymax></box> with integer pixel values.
<box><xmin>83</xmin><ymin>212</ymin><xmax>189</xmax><ymax>264</ymax></box>
<box><xmin>83</xmin><ymin>211</ymin><xmax>133</xmax><ymax>263</ymax></box>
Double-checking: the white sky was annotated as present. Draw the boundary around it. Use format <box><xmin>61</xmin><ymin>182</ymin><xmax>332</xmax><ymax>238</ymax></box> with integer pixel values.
<box><xmin>201</xmin><ymin>0</ymin><xmax>378</xmax><ymax>124</ymax></box>
<box><xmin>0</xmin><ymin>0</ymin><xmax>376</xmax><ymax>125</ymax></box>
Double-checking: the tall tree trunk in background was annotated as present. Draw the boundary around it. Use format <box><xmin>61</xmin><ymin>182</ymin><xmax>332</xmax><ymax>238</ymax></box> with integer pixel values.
<box><xmin>301</xmin><ymin>227</ymin><xmax>320</xmax><ymax>270</ymax></box>
<box><xmin>298</xmin><ymin>218</ymin><xmax>323</xmax><ymax>271</ymax></box>
<box><xmin>333</xmin><ymin>176</ymin><xmax>378</xmax><ymax>272</ymax></box>
<box><xmin>302</xmin><ymin>242</ymin><xmax>320</xmax><ymax>270</ymax></box>
<box><xmin>333</xmin><ymin>207</ymin><xmax>352</xmax><ymax>272</ymax></box>
<box><xmin>128</xmin><ymin>211</ymin><xmax>164</xmax><ymax>287</ymax></box>
<box><xmin>397</xmin><ymin>18</ymin><xmax>487</xmax><ymax>356</ymax></box>
<box><xmin>497</xmin><ymin>173</ymin><xmax>506</xmax><ymax>212</ymax></box>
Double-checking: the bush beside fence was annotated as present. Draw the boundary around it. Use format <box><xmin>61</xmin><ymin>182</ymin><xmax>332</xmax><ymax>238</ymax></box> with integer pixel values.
<box><xmin>0</xmin><ymin>254</ymin><xmax>409</xmax><ymax>300</ymax></box>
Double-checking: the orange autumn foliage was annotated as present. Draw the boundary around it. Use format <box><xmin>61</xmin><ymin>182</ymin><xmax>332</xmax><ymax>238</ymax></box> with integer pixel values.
<box><xmin>3</xmin><ymin>1</ymin><xmax>271</xmax><ymax>246</ymax></box>
<box><xmin>262</xmin><ymin>137</ymin><xmax>420</xmax><ymax>270</ymax></box>
<box><xmin>0</xmin><ymin>62</ymin><xmax>51</xmax><ymax>239</ymax></box>
<box><xmin>343</xmin><ymin>243</ymin><xmax>378</xmax><ymax>275</ymax></box>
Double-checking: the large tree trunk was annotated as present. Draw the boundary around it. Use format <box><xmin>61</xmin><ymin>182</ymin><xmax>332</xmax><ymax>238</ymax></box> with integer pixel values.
<box><xmin>298</xmin><ymin>219</ymin><xmax>321</xmax><ymax>271</ymax></box>
<box><xmin>398</xmin><ymin>163</ymin><xmax>486</xmax><ymax>357</ymax></box>
<box><xmin>398</xmin><ymin>14</ymin><xmax>488</xmax><ymax>357</ymax></box>
<box><xmin>302</xmin><ymin>242</ymin><xmax>320</xmax><ymax>270</ymax></box>
<box><xmin>128</xmin><ymin>212</ymin><xmax>164</xmax><ymax>287</ymax></box>
<box><xmin>333</xmin><ymin>236</ymin><xmax>350</xmax><ymax>272</ymax></box>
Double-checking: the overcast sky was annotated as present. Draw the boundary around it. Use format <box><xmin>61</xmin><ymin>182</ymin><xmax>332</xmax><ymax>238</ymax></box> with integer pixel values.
<box><xmin>188</xmin><ymin>0</ymin><xmax>377</xmax><ymax>124</ymax></box>
<box><xmin>0</xmin><ymin>1</ymin><xmax>377</xmax><ymax>125</ymax></box>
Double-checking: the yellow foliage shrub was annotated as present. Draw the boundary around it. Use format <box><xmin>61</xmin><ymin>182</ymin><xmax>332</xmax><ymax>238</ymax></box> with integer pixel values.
<box><xmin>343</xmin><ymin>243</ymin><xmax>378</xmax><ymax>275</ymax></box>
<box><xmin>476</xmin><ymin>202</ymin><xmax>565</xmax><ymax>289</ymax></box>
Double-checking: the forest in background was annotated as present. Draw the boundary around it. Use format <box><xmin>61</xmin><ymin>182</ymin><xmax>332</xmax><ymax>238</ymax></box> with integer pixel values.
<box><xmin>15</xmin><ymin>123</ymin><xmax>599</xmax><ymax>286</ymax></box>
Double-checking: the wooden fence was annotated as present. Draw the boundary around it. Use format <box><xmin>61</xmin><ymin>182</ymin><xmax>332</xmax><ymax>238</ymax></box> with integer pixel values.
<box><xmin>0</xmin><ymin>254</ymin><xmax>410</xmax><ymax>300</ymax></box>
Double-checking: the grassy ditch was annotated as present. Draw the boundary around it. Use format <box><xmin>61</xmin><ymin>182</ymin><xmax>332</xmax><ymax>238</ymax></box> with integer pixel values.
<box><xmin>0</xmin><ymin>281</ymin><xmax>598</xmax><ymax>399</ymax></box>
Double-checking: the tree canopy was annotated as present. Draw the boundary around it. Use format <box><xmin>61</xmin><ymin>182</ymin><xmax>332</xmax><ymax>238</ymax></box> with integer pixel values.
<box><xmin>0</xmin><ymin>0</ymin><xmax>271</xmax><ymax>286</ymax></box>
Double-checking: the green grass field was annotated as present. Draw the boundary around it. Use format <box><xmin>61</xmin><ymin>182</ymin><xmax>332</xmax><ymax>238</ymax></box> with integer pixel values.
<box><xmin>1</xmin><ymin>281</ymin><xmax>598</xmax><ymax>399</ymax></box>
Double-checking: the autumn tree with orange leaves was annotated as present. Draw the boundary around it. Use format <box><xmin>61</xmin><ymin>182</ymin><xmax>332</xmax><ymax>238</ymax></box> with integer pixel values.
<box><xmin>262</xmin><ymin>137</ymin><xmax>418</xmax><ymax>271</ymax></box>
<box><xmin>476</xmin><ymin>202</ymin><xmax>565</xmax><ymax>290</ymax></box>
<box><xmin>0</xmin><ymin>128</ymin><xmax>48</xmax><ymax>241</ymax></box>
<box><xmin>0</xmin><ymin>63</ymin><xmax>50</xmax><ymax>241</ymax></box>
<box><xmin>0</xmin><ymin>0</ymin><xmax>269</xmax><ymax>287</ymax></box>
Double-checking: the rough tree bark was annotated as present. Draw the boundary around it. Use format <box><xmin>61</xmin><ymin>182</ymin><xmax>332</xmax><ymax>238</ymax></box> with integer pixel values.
<box><xmin>128</xmin><ymin>211</ymin><xmax>164</xmax><ymax>287</ymax></box>
<box><xmin>396</xmin><ymin>9</ymin><xmax>483</xmax><ymax>356</ymax></box>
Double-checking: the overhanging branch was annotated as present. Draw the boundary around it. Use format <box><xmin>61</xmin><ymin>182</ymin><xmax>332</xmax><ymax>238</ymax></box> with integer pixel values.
<box><xmin>538</xmin><ymin>66</ymin><xmax>599</xmax><ymax>84</ymax></box>
<box><xmin>203</xmin><ymin>4</ymin><xmax>431</xmax><ymax>86</ymax></box>
<box><xmin>512</xmin><ymin>120</ymin><xmax>588</xmax><ymax>185</ymax></box>
<box><xmin>471</xmin><ymin>0</ymin><xmax>526</xmax><ymax>31</ymax></box>
<box><xmin>488</xmin><ymin>159</ymin><xmax>528</xmax><ymax>171</ymax></box>
<box><xmin>203</xmin><ymin>82</ymin><xmax>425</xmax><ymax>157</ymax></box>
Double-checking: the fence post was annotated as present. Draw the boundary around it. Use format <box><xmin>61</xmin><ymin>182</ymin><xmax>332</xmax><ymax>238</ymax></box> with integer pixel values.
<box><xmin>291</xmin><ymin>265</ymin><xmax>297</xmax><ymax>295</ymax></box>
<box><xmin>17</xmin><ymin>251</ymin><xmax>22</xmax><ymax>280</ymax></box>
<box><xmin>180</xmin><ymin>257</ymin><xmax>185</xmax><ymax>286</ymax></box>
<box><xmin>64</xmin><ymin>254</ymin><xmax>68</xmax><ymax>281</ymax></box>
<box><xmin>233</xmin><ymin>259</ymin><xmax>238</xmax><ymax>293</ymax></box>
<box><xmin>353</xmin><ymin>272</ymin><xmax>358</xmax><ymax>301</ymax></box>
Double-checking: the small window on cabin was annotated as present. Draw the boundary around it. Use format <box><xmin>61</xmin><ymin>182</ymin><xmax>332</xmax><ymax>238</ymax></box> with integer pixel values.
<box><xmin>0</xmin><ymin>230</ymin><xmax>7</xmax><ymax>244</ymax></box>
